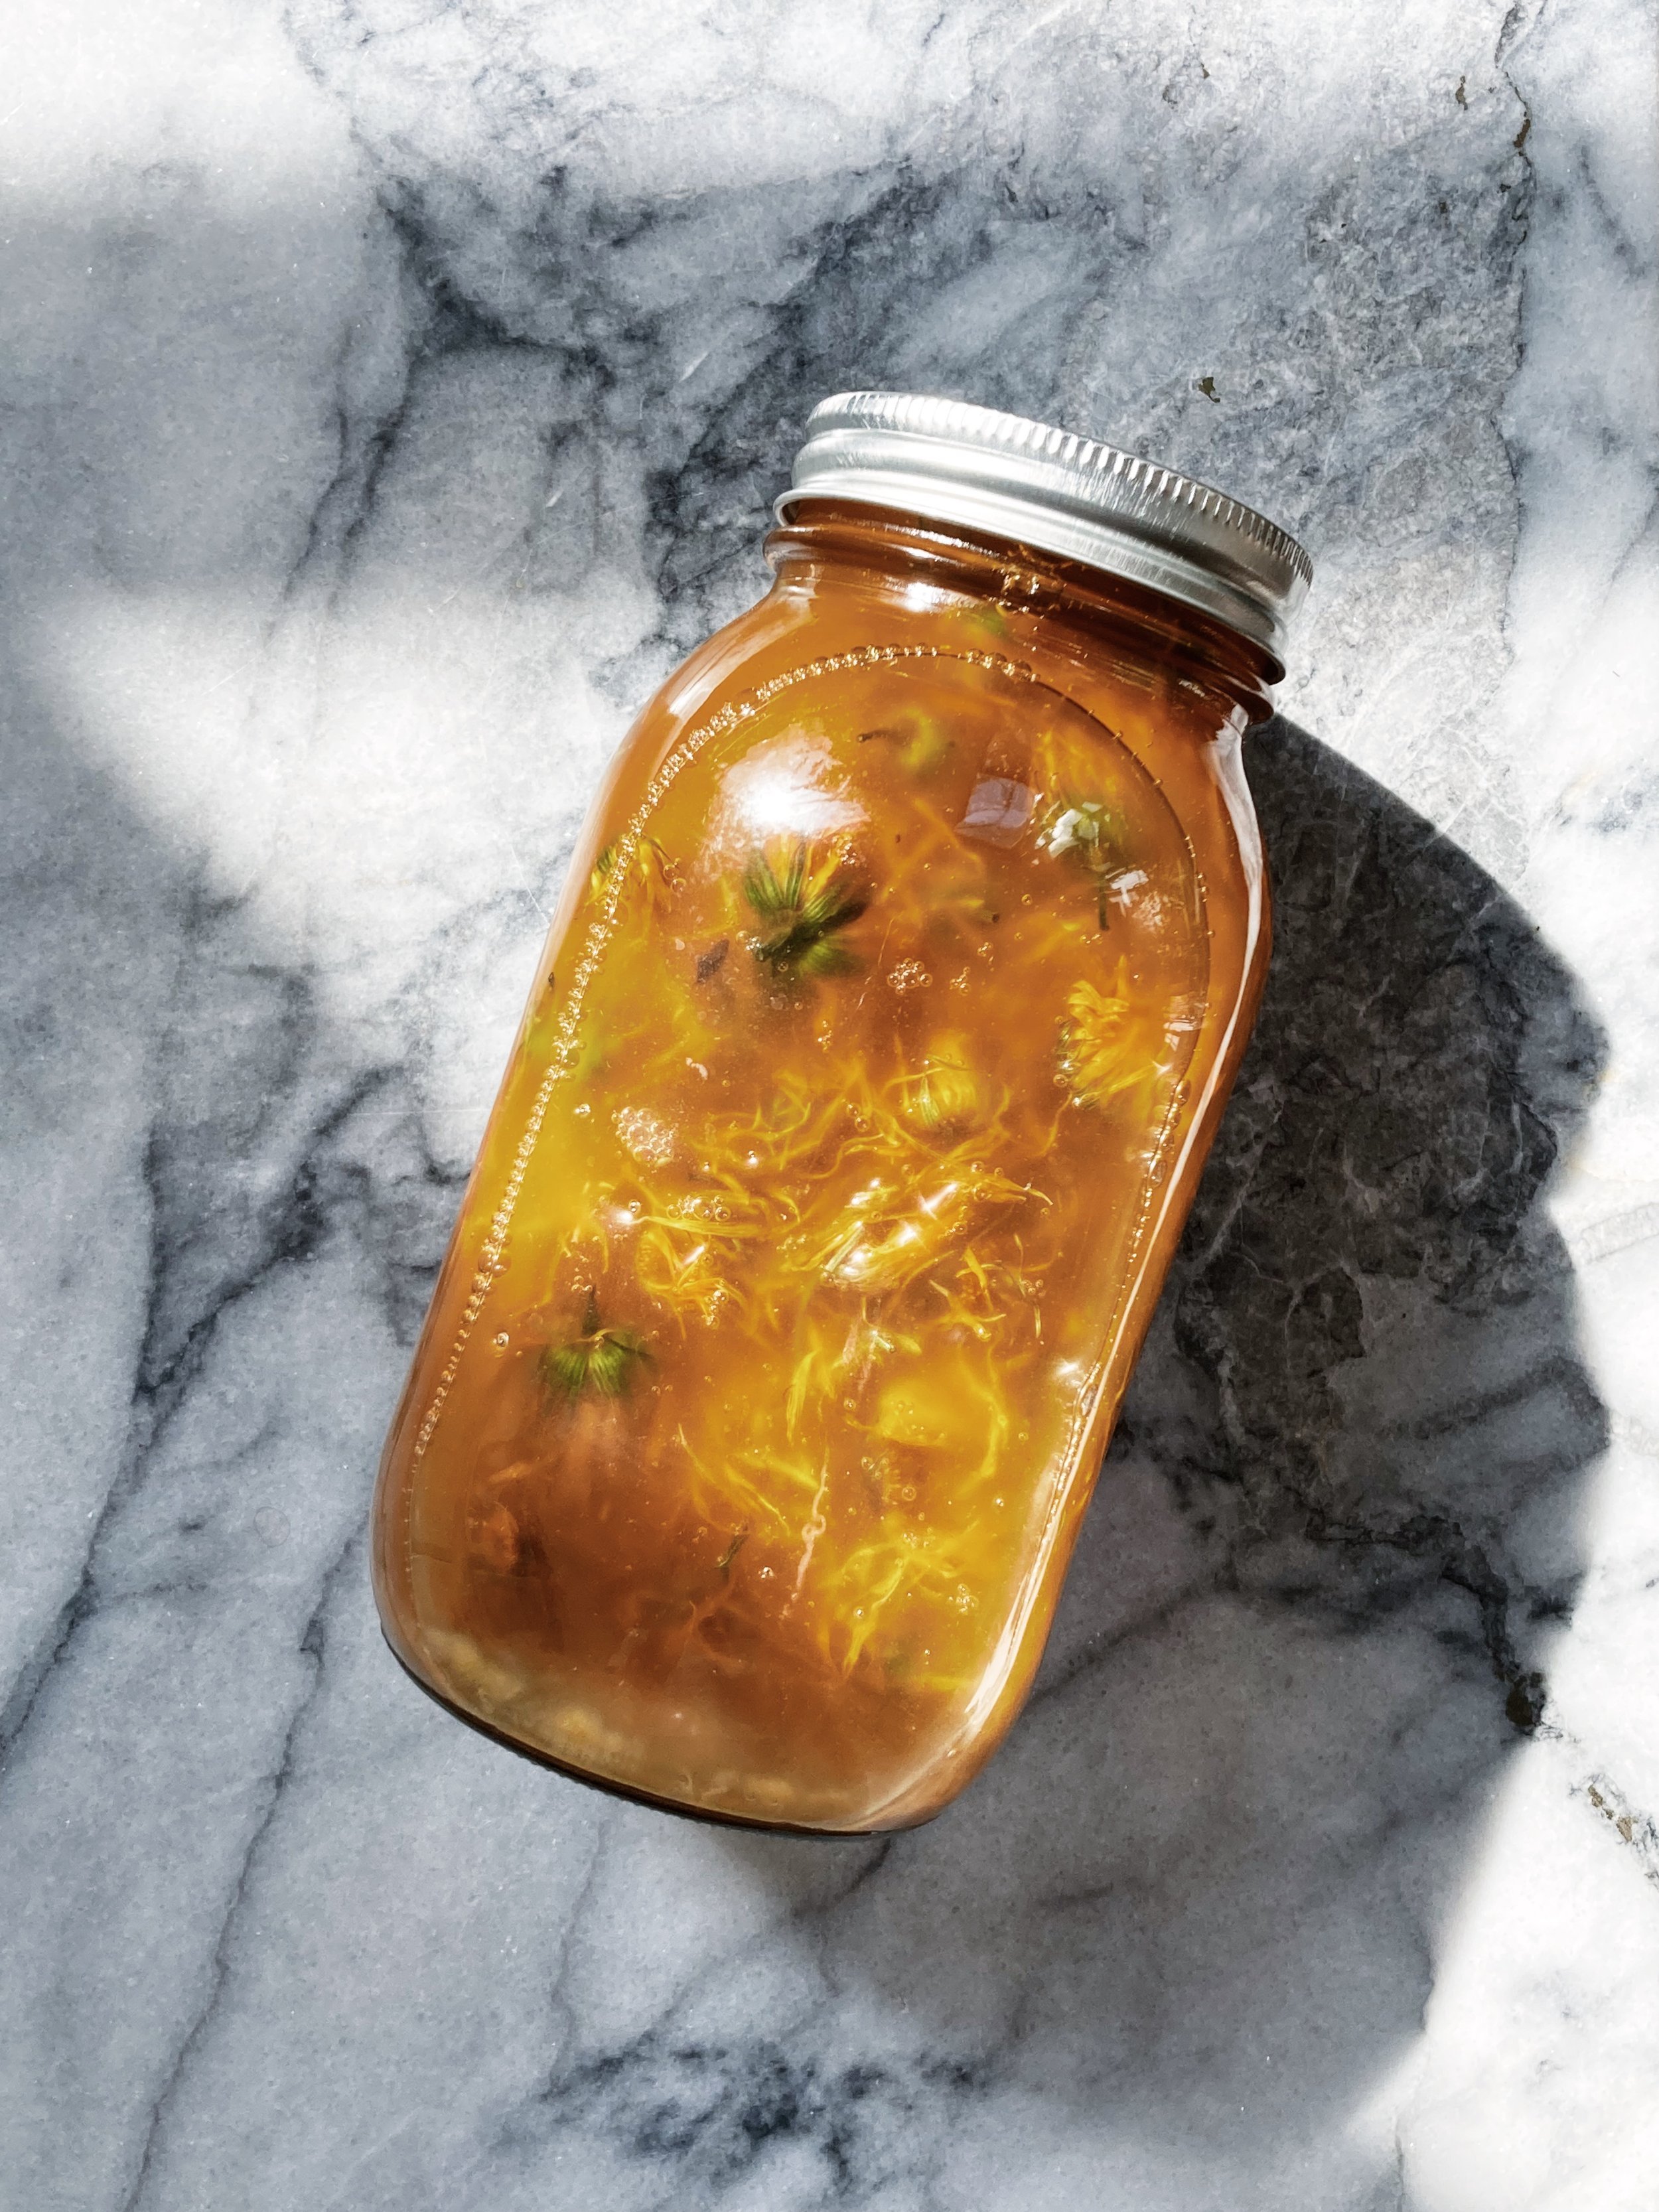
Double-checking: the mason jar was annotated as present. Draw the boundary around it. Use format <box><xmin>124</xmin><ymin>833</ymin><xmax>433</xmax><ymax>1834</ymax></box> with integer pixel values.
<box><xmin>372</xmin><ymin>392</ymin><xmax>1311</xmax><ymax>1833</ymax></box>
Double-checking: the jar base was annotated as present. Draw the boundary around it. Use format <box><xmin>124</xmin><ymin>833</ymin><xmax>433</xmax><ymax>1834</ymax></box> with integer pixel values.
<box><xmin>383</xmin><ymin>1636</ymin><xmax>940</xmax><ymax>1840</ymax></box>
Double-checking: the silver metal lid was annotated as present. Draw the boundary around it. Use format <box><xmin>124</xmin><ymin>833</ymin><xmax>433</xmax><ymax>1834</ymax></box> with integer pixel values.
<box><xmin>778</xmin><ymin>391</ymin><xmax>1311</xmax><ymax>669</ymax></box>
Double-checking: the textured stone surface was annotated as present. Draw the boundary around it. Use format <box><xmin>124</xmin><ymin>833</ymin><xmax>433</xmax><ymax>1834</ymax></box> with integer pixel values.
<box><xmin>1</xmin><ymin>1</ymin><xmax>1656</xmax><ymax>2207</ymax></box>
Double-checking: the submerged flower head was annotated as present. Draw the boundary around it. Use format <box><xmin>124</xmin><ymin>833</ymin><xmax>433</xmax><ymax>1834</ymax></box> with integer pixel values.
<box><xmin>897</xmin><ymin>1041</ymin><xmax>997</xmax><ymax>1138</ymax></box>
<box><xmin>743</xmin><ymin>843</ymin><xmax>866</xmax><ymax>978</ymax></box>
<box><xmin>541</xmin><ymin>1293</ymin><xmax>650</xmax><ymax>1399</ymax></box>
<box><xmin>1056</xmin><ymin>970</ymin><xmax>1141</xmax><ymax>1108</ymax></box>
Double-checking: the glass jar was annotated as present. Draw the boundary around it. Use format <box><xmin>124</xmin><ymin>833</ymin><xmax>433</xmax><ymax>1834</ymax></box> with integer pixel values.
<box><xmin>372</xmin><ymin>393</ymin><xmax>1311</xmax><ymax>1833</ymax></box>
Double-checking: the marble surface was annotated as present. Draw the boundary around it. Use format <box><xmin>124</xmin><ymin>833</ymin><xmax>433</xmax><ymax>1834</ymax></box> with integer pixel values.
<box><xmin>3</xmin><ymin>1</ymin><xmax>1657</xmax><ymax>2205</ymax></box>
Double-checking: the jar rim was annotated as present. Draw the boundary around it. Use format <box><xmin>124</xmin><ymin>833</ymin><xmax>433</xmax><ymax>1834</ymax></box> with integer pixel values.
<box><xmin>778</xmin><ymin>391</ymin><xmax>1311</xmax><ymax>668</ymax></box>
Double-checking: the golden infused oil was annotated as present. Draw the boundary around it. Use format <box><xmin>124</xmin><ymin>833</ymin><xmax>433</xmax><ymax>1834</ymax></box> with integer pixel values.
<box><xmin>372</xmin><ymin>396</ymin><xmax>1309</xmax><ymax>1832</ymax></box>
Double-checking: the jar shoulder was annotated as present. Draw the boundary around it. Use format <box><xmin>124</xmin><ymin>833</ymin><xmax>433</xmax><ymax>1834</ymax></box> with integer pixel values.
<box><xmin>610</xmin><ymin>583</ymin><xmax>1265</xmax><ymax>883</ymax></box>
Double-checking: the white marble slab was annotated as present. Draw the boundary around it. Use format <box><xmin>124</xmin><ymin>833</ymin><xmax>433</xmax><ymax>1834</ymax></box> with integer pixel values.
<box><xmin>2</xmin><ymin>1</ymin><xmax>1656</xmax><ymax>2206</ymax></box>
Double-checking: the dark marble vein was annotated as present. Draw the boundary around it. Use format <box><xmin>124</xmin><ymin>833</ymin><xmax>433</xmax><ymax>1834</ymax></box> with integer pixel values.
<box><xmin>117</xmin><ymin>1527</ymin><xmax>366</xmax><ymax>2212</ymax></box>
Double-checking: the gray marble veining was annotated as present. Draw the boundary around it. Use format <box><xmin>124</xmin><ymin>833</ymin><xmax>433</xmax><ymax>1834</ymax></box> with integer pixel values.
<box><xmin>3</xmin><ymin>1</ymin><xmax>1657</xmax><ymax>2207</ymax></box>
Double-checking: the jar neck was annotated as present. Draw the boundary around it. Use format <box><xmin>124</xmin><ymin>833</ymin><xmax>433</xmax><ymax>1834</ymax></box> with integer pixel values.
<box><xmin>765</xmin><ymin>497</ymin><xmax>1281</xmax><ymax>722</ymax></box>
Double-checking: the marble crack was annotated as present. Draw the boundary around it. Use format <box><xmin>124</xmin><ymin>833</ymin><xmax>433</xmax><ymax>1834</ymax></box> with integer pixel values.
<box><xmin>1579</xmin><ymin>1771</ymin><xmax>1659</xmax><ymax>1893</ymax></box>
<box><xmin>525</xmin><ymin>1824</ymin><xmax>900</xmax><ymax>2179</ymax></box>
<box><xmin>328</xmin><ymin>329</ymin><xmax>422</xmax><ymax>612</ymax></box>
<box><xmin>1303</xmin><ymin>1504</ymin><xmax>1548</xmax><ymax>1730</ymax></box>
<box><xmin>1563</xmin><ymin>140</ymin><xmax>1659</xmax><ymax>282</ymax></box>
<box><xmin>1495</xmin><ymin>0</ymin><xmax>1547</xmax><ymax>66</ymax></box>
<box><xmin>528</xmin><ymin>2024</ymin><xmax>990</xmax><ymax>2201</ymax></box>
<box><xmin>1393</xmin><ymin>1347</ymin><xmax>1604</xmax><ymax>1447</ymax></box>
<box><xmin>509</xmin><ymin>1842</ymin><xmax>985</xmax><ymax>2202</ymax></box>
<box><xmin>1491</xmin><ymin>0</ymin><xmax>1541</xmax><ymax>626</ymax></box>
<box><xmin>825</xmin><ymin>1832</ymin><xmax>895</xmax><ymax>1912</ymax></box>
<box><xmin>641</xmin><ymin>160</ymin><xmax>1003</xmax><ymax>609</ymax></box>
<box><xmin>0</xmin><ymin>1062</ymin><xmax>399</xmax><ymax>1775</ymax></box>
<box><xmin>273</xmin><ymin>332</ymin><xmax>360</xmax><ymax>621</ymax></box>
<box><xmin>541</xmin><ymin>1808</ymin><xmax>615</xmax><ymax>2061</ymax></box>
<box><xmin>117</xmin><ymin>1523</ymin><xmax>365</xmax><ymax>2212</ymax></box>
<box><xmin>135</xmin><ymin>1060</ymin><xmax>400</xmax><ymax>1412</ymax></box>
<box><xmin>378</xmin><ymin>183</ymin><xmax>572</xmax><ymax>360</ymax></box>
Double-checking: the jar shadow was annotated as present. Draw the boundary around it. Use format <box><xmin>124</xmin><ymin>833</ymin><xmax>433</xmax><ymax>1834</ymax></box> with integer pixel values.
<box><xmin>709</xmin><ymin>716</ymin><xmax>1608</xmax><ymax>2162</ymax></box>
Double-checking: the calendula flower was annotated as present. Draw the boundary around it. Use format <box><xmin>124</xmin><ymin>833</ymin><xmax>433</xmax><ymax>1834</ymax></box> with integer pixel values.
<box><xmin>1056</xmin><ymin>968</ymin><xmax>1157</xmax><ymax>1108</ymax></box>
<box><xmin>896</xmin><ymin>1041</ymin><xmax>997</xmax><ymax>1138</ymax></box>
<box><xmin>742</xmin><ymin>844</ymin><xmax>866</xmax><ymax>977</ymax></box>
<box><xmin>541</xmin><ymin>1293</ymin><xmax>650</xmax><ymax>1398</ymax></box>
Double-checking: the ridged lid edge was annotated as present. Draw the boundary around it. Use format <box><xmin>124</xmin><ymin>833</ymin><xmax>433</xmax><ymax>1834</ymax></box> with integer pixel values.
<box><xmin>779</xmin><ymin>391</ymin><xmax>1311</xmax><ymax>668</ymax></box>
